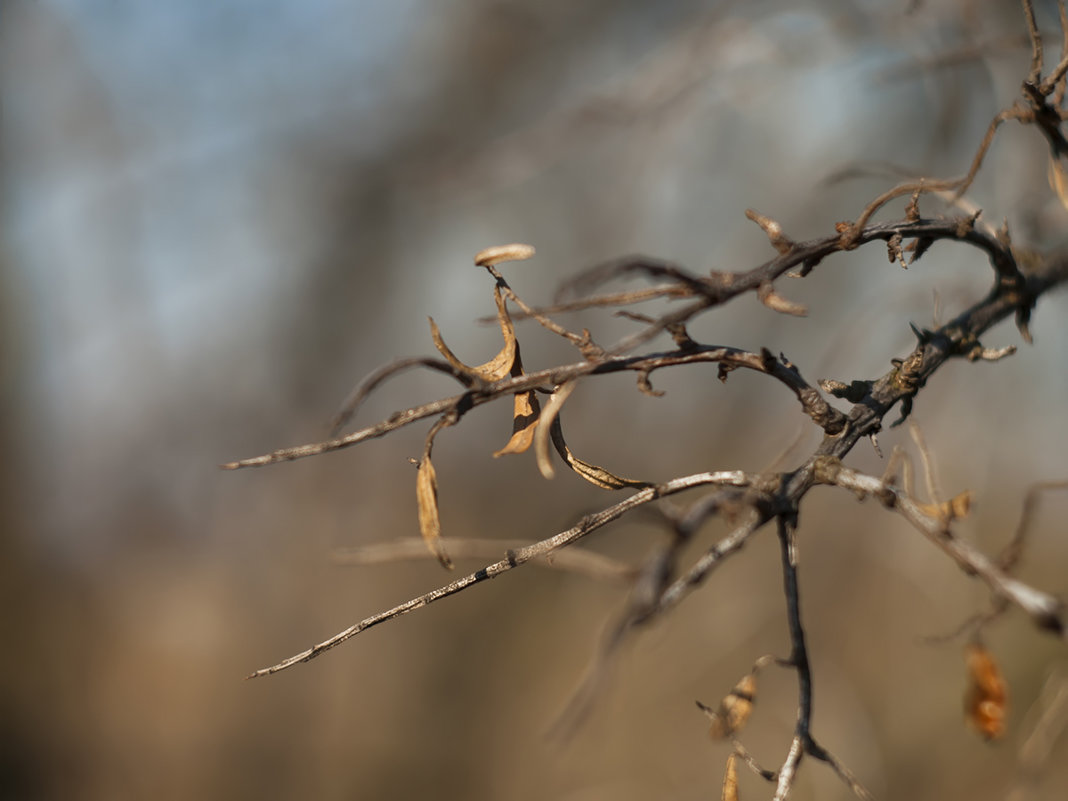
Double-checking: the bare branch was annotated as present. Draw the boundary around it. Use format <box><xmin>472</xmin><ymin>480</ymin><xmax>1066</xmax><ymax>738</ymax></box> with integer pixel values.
<box><xmin>330</xmin><ymin>538</ymin><xmax>636</xmax><ymax>584</ymax></box>
<box><xmin>818</xmin><ymin>462</ymin><xmax>1066</xmax><ymax>637</ymax></box>
<box><xmin>247</xmin><ymin>470</ymin><xmax>753</xmax><ymax>677</ymax></box>
<box><xmin>773</xmin><ymin>735</ymin><xmax>804</xmax><ymax>801</ymax></box>
<box><xmin>330</xmin><ymin>357</ymin><xmax>481</xmax><ymax>437</ymax></box>
<box><xmin>1023</xmin><ymin>0</ymin><xmax>1045</xmax><ymax>86</ymax></box>
<box><xmin>1000</xmin><ymin>479</ymin><xmax>1068</xmax><ymax>572</ymax></box>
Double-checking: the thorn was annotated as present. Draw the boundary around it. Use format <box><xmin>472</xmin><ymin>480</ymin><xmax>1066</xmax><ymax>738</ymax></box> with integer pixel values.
<box><xmin>909</xmin><ymin>322</ymin><xmax>933</xmax><ymax>344</ymax></box>
<box><xmin>1015</xmin><ymin>307</ymin><xmax>1034</xmax><ymax>344</ymax></box>
<box><xmin>909</xmin><ymin>236</ymin><xmax>934</xmax><ymax>266</ymax></box>
<box><xmin>889</xmin><ymin>395</ymin><xmax>914</xmax><ymax>428</ymax></box>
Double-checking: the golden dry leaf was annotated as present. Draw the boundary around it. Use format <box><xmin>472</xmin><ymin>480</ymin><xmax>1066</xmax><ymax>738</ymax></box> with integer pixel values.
<box><xmin>416</xmin><ymin>455</ymin><xmax>453</xmax><ymax>570</ymax></box>
<box><xmin>533</xmin><ymin>383</ymin><xmax>576</xmax><ymax>480</ymax></box>
<box><xmin>1049</xmin><ymin>154</ymin><xmax>1068</xmax><ymax>212</ymax></box>
<box><xmin>708</xmin><ymin>672</ymin><xmax>758</xmax><ymax>739</ymax></box>
<box><xmin>493</xmin><ymin>389</ymin><xmax>541</xmax><ymax>457</ymax></box>
<box><xmin>964</xmin><ymin>642</ymin><xmax>1008</xmax><ymax>740</ymax></box>
<box><xmin>474</xmin><ymin>243</ymin><xmax>536</xmax><ymax>267</ymax></box>
<box><xmin>429</xmin><ymin>282</ymin><xmax>543</xmax><ymax>458</ymax></box>
<box><xmin>722</xmin><ymin>753</ymin><xmax>739</xmax><ymax>801</ymax></box>
<box><xmin>429</xmin><ymin>285</ymin><xmax>517</xmax><ymax>383</ymax></box>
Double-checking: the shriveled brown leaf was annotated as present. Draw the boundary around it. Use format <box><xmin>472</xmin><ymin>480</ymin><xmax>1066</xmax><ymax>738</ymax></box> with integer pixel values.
<box><xmin>493</xmin><ymin>389</ymin><xmax>541</xmax><ymax>457</ymax></box>
<box><xmin>722</xmin><ymin>753</ymin><xmax>739</xmax><ymax>801</ymax></box>
<box><xmin>965</xmin><ymin>642</ymin><xmax>1008</xmax><ymax>740</ymax></box>
<box><xmin>429</xmin><ymin>285</ymin><xmax>516</xmax><ymax>382</ymax></box>
<box><xmin>548</xmin><ymin>415</ymin><xmax>649</xmax><ymax>490</ymax></box>
<box><xmin>705</xmin><ymin>672</ymin><xmax>758</xmax><ymax>739</ymax></box>
<box><xmin>429</xmin><ymin>282</ymin><xmax>543</xmax><ymax>458</ymax></box>
<box><xmin>534</xmin><ymin>383</ymin><xmax>576</xmax><ymax>479</ymax></box>
<box><xmin>474</xmin><ymin>243</ymin><xmax>536</xmax><ymax>267</ymax></box>
<box><xmin>416</xmin><ymin>454</ymin><xmax>452</xmax><ymax>570</ymax></box>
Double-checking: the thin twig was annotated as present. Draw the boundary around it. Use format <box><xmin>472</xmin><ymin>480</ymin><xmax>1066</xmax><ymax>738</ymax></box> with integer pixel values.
<box><xmin>330</xmin><ymin>357</ymin><xmax>481</xmax><ymax>436</ymax></box>
<box><xmin>773</xmin><ymin>518</ymin><xmax>811</xmax><ymax>801</ymax></box>
<box><xmin>1023</xmin><ymin>0</ymin><xmax>1044</xmax><ymax>86</ymax></box>
<box><xmin>330</xmin><ymin>538</ymin><xmax>636</xmax><ymax>584</ymax></box>
<box><xmin>247</xmin><ymin>471</ymin><xmax>752</xmax><ymax>677</ymax></box>
<box><xmin>819</xmin><ymin>462</ymin><xmax>1066</xmax><ymax>637</ymax></box>
<box><xmin>1000</xmin><ymin>480</ymin><xmax>1068</xmax><ymax>572</ymax></box>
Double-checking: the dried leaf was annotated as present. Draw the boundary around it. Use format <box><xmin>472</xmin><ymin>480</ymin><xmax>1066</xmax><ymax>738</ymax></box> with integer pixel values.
<box><xmin>429</xmin><ymin>282</ymin><xmax>544</xmax><ymax>458</ymax></box>
<box><xmin>707</xmin><ymin>672</ymin><xmax>758</xmax><ymax>739</ymax></box>
<box><xmin>964</xmin><ymin>642</ymin><xmax>1008</xmax><ymax>740</ymax></box>
<box><xmin>493</xmin><ymin>389</ymin><xmax>541</xmax><ymax>457</ymax></box>
<box><xmin>474</xmin><ymin>243</ymin><xmax>536</xmax><ymax>267</ymax></box>
<box><xmin>722</xmin><ymin>753</ymin><xmax>739</xmax><ymax>801</ymax></box>
<box><xmin>429</xmin><ymin>285</ymin><xmax>516</xmax><ymax>382</ymax></box>
<box><xmin>416</xmin><ymin>453</ymin><xmax>453</xmax><ymax>570</ymax></box>
<box><xmin>548</xmin><ymin>415</ymin><xmax>649</xmax><ymax>490</ymax></box>
<box><xmin>533</xmin><ymin>383</ymin><xmax>575</xmax><ymax>479</ymax></box>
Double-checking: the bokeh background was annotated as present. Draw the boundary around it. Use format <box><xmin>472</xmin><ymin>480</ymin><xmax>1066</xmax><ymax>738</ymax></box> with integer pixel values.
<box><xmin>3</xmin><ymin>0</ymin><xmax>1068</xmax><ymax>799</ymax></box>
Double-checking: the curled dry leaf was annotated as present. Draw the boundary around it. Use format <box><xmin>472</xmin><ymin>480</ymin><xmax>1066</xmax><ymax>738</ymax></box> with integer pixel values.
<box><xmin>964</xmin><ymin>642</ymin><xmax>1008</xmax><ymax>740</ymax></box>
<box><xmin>722</xmin><ymin>753</ymin><xmax>739</xmax><ymax>801</ymax></box>
<box><xmin>416</xmin><ymin>453</ymin><xmax>453</xmax><ymax>570</ymax></box>
<box><xmin>474</xmin><ymin>243</ymin><xmax>536</xmax><ymax>267</ymax></box>
<box><xmin>534</xmin><ymin>383</ymin><xmax>576</xmax><ymax>480</ymax></box>
<box><xmin>430</xmin><ymin>281</ymin><xmax>539</xmax><ymax>458</ymax></box>
<box><xmin>429</xmin><ymin>285</ymin><xmax>516</xmax><ymax>382</ymax></box>
<box><xmin>705</xmin><ymin>672</ymin><xmax>758</xmax><ymax>739</ymax></box>
<box><xmin>494</xmin><ymin>386</ymin><xmax>541</xmax><ymax>457</ymax></box>
<box><xmin>549</xmin><ymin>415</ymin><xmax>649</xmax><ymax>490</ymax></box>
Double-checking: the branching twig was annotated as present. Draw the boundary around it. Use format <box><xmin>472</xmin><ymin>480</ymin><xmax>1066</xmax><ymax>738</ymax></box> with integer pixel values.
<box><xmin>817</xmin><ymin>462</ymin><xmax>1066</xmax><ymax>637</ymax></box>
<box><xmin>246</xmin><ymin>470</ymin><xmax>752</xmax><ymax>677</ymax></box>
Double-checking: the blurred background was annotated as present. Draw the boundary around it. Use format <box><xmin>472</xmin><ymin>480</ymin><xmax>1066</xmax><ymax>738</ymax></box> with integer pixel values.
<box><xmin>3</xmin><ymin>0</ymin><xmax>1068</xmax><ymax>799</ymax></box>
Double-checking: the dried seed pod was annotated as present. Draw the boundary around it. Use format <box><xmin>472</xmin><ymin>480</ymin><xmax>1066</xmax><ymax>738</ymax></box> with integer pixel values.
<box><xmin>416</xmin><ymin>454</ymin><xmax>452</xmax><ymax>570</ymax></box>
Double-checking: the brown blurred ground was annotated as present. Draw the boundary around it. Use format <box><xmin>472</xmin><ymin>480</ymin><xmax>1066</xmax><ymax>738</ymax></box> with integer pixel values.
<box><xmin>2</xmin><ymin>1</ymin><xmax>1067</xmax><ymax>799</ymax></box>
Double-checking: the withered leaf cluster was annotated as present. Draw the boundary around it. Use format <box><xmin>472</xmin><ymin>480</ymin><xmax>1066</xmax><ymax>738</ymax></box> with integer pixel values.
<box><xmin>415</xmin><ymin>246</ymin><xmax>648</xmax><ymax>567</ymax></box>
